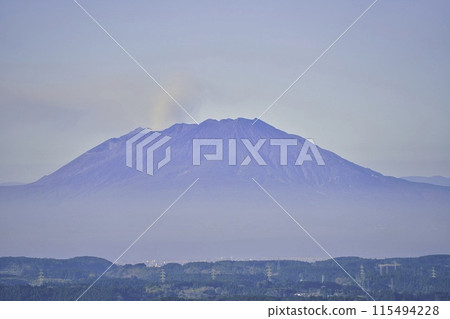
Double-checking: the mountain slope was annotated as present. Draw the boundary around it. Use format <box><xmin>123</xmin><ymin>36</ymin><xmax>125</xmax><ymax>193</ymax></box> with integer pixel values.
<box><xmin>0</xmin><ymin>118</ymin><xmax>449</xmax><ymax>262</ymax></box>
<box><xmin>19</xmin><ymin>118</ymin><xmax>441</xmax><ymax>194</ymax></box>
<box><xmin>402</xmin><ymin>176</ymin><xmax>450</xmax><ymax>187</ymax></box>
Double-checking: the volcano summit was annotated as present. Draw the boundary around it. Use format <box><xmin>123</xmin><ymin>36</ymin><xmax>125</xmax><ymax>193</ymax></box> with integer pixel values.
<box><xmin>0</xmin><ymin>118</ymin><xmax>448</xmax><ymax>263</ymax></box>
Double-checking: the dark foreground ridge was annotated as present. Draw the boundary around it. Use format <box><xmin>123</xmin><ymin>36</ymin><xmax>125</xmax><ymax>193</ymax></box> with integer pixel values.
<box><xmin>0</xmin><ymin>255</ymin><xmax>448</xmax><ymax>301</ymax></box>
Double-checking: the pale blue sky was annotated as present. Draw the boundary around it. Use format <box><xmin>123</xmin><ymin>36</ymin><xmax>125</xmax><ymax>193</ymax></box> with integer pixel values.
<box><xmin>1</xmin><ymin>0</ymin><xmax>449</xmax><ymax>183</ymax></box>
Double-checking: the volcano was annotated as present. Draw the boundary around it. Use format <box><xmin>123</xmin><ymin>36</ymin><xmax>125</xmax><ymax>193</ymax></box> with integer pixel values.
<box><xmin>0</xmin><ymin>118</ymin><xmax>449</xmax><ymax>263</ymax></box>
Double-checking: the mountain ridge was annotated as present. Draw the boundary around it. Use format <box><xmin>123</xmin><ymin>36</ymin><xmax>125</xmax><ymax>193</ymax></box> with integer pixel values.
<box><xmin>0</xmin><ymin>118</ymin><xmax>449</xmax><ymax>262</ymax></box>
<box><xmin>22</xmin><ymin>118</ymin><xmax>410</xmax><ymax>192</ymax></box>
<box><xmin>401</xmin><ymin>175</ymin><xmax>450</xmax><ymax>187</ymax></box>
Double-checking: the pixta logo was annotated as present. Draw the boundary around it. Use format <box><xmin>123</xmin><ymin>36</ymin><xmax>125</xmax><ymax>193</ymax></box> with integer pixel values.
<box><xmin>126</xmin><ymin>132</ymin><xmax>325</xmax><ymax>176</ymax></box>
<box><xmin>193</xmin><ymin>138</ymin><xmax>325</xmax><ymax>166</ymax></box>
<box><xmin>126</xmin><ymin>129</ymin><xmax>172</xmax><ymax>176</ymax></box>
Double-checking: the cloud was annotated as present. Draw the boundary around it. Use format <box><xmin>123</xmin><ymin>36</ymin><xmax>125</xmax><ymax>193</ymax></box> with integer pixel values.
<box><xmin>146</xmin><ymin>73</ymin><xmax>203</xmax><ymax>130</ymax></box>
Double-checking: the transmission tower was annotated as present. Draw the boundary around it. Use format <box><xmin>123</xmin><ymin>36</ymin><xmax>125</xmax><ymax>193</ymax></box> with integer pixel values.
<box><xmin>160</xmin><ymin>268</ymin><xmax>166</xmax><ymax>283</ymax></box>
<box><xmin>211</xmin><ymin>268</ymin><xmax>218</xmax><ymax>280</ymax></box>
<box><xmin>431</xmin><ymin>267</ymin><xmax>436</xmax><ymax>279</ymax></box>
<box><xmin>392</xmin><ymin>261</ymin><xmax>400</xmax><ymax>271</ymax></box>
<box><xmin>378</xmin><ymin>262</ymin><xmax>401</xmax><ymax>275</ymax></box>
<box><xmin>360</xmin><ymin>265</ymin><xmax>366</xmax><ymax>283</ymax></box>
<box><xmin>37</xmin><ymin>270</ymin><xmax>44</xmax><ymax>287</ymax></box>
<box><xmin>299</xmin><ymin>273</ymin><xmax>304</xmax><ymax>282</ymax></box>
<box><xmin>266</xmin><ymin>265</ymin><xmax>272</xmax><ymax>282</ymax></box>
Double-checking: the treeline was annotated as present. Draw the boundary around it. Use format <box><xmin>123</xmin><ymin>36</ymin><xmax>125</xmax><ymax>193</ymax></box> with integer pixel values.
<box><xmin>0</xmin><ymin>255</ymin><xmax>448</xmax><ymax>301</ymax></box>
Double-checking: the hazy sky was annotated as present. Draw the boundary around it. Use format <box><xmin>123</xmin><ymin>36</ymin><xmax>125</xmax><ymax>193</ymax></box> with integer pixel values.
<box><xmin>1</xmin><ymin>0</ymin><xmax>449</xmax><ymax>183</ymax></box>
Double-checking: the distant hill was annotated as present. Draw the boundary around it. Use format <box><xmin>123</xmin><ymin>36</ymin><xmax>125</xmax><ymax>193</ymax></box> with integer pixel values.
<box><xmin>401</xmin><ymin>176</ymin><xmax>450</xmax><ymax>187</ymax></box>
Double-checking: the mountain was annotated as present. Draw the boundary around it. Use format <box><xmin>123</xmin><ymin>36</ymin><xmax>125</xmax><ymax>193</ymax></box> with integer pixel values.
<box><xmin>24</xmin><ymin>118</ymin><xmax>385</xmax><ymax>191</ymax></box>
<box><xmin>0</xmin><ymin>118</ymin><xmax>449</xmax><ymax>263</ymax></box>
<box><xmin>0</xmin><ymin>182</ymin><xmax>25</xmax><ymax>186</ymax></box>
<box><xmin>401</xmin><ymin>176</ymin><xmax>450</xmax><ymax>187</ymax></box>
